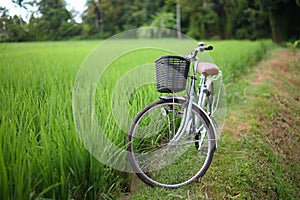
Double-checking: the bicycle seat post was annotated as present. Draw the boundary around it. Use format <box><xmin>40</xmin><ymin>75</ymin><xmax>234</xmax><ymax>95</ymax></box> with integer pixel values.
<box><xmin>203</xmin><ymin>73</ymin><xmax>208</xmax><ymax>83</ymax></box>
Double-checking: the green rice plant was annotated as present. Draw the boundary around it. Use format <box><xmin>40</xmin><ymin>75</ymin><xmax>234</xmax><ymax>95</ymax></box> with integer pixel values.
<box><xmin>210</xmin><ymin>40</ymin><xmax>274</xmax><ymax>82</ymax></box>
<box><xmin>210</xmin><ymin>40</ymin><xmax>274</xmax><ymax>105</ymax></box>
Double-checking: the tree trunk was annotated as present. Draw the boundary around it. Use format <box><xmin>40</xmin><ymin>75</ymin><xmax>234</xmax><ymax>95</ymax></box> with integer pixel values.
<box><xmin>268</xmin><ymin>10</ymin><xmax>287</xmax><ymax>43</ymax></box>
<box><xmin>19</xmin><ymin>7</ymin><xmax>23</xmax><ymax>28</ymax></box>
<box><xmin>176</xmin><ymin>0</ymin><xmax>181</xmax><ymax>38</ymax></box>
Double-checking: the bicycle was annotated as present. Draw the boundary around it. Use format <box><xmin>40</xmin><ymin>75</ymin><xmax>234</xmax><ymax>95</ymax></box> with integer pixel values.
<box><xmin>128</xmin><ymin>42</ymin><xmax>223</xmax><ymax>189</ymax></box>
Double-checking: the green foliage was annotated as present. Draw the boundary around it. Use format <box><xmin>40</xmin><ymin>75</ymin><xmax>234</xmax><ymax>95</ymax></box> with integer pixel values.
<box><xmin>259</xmin><ymin>0</ymin><xmax>290</xmax><ymax>11</ymax></box>
<box><xmin>286</xmin><ymin>39</ymin><xmax>300</xmax><ymax>55</ymax></box>
<box><xmin>1</xmin><ymin>0</ymin><xmax>299</xmax><ymax>41</ymax></box>
<box><xmin>258</xmin><ymin>0</ymin><xmax>300</xmax><ymax>43</ymax></box>
<box><xmin>235</xmin><ymin>8</ymin><xmax>270</xmax><ymax>40</ymax></box>
<box><xmin>82</xmin><ymin>0</ymin><xmax>102</xmax><ymax>35</ymax></box>
<box><xmin>150</xmin><ymin>12</ymin><xmax>176</xmax><ymax>30</ymax></box>
<box><xmin>187</xmin><ymin>4</ymin><xmax>218</xmax><ymax>39</ymax></box>
<box><xmin>37</xmin><ymin>0</ymin><xmax>72</xmax><ymax>40</ymax></box>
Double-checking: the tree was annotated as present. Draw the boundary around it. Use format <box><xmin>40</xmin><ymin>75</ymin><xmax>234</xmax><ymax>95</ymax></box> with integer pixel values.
<box><xmin>27</xmin><ymin>12</ymin><xmax>38</xmax><ymax>40</ymax></box>
<box><xmin>82</xmin><ymin>0</ymin><xmax>122</xmax><ymax>36</ymax></box>
<box><xmin>120</xmin><ymin>0</ymin><xmax>146</xmax><ymax>30</ymax></box>
<box><xmin>181</xmin><ymin>0</ymin><xmax>218</xmax><ymax>39</ymax></box>
<box><xmin>0</xmin><ymin>7</ymin><xmax>10</xmax><ymax>41</ymax></box>
<box><xmin>212</xmin><ymin>0</ymin><xmax>247</xmax><ymax>39</ymax></box>
<box><xmin>11</xmin><ymin>0</ymin><xmax>32</xmax><ymax>28</ymax></box>
<box><xmin>83</xmin><ymin>0</ymin><xmax>102</xmax><ymax>34</ymax></box>
<box><xmin>137</xmin><ymin>12</ymin><xmax>176</xmax><ymax>38</ymax></box>
<box><xmin>37</xmin><ymin>0</ymin><xmax>71</xmax><ymax>40</ymax></box>
<box><xmin>176</xmin><ymin>0</ymin><xmax>181</xmax><ymax>38</ymax></box>
<box><xmin>1</xmin><ymin>0</ymin><xmax>298</xmax><ymax>41</ymax></box>
<box><xmin>234</xmin><ymin>0</ymin><xmax>270</xmax><ymax>40</ymax></box>
<box><xmin>0</xmin><ymin>7</ymin><xmax>31</xmax><ymax>41</ymax></box>
<box><xmin>258</xmin><ymin>0</ymin><xmax>300</xmax><ymax>43</ymax></box>
<box><xmin>82</xmin><ymin>0</ymin><xmax>165</xmax><ymax>37</ymax></box>
<box><xmin>150</xmin><ymin>12</ymin><xmax>176</xmax><ymax>29</ymax></box>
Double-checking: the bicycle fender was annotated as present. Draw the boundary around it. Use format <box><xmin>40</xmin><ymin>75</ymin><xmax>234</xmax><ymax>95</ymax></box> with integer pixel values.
<box><xmin>159</xmin><ymin>96</ymin><xmax>186</xmax><ymax>101</ymax></box>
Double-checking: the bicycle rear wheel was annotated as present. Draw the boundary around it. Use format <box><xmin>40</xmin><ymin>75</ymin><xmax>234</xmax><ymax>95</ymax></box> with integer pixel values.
<box><xmin>128</xmin><ymin>98</ymin><xmax>216</xmax><ymax>188</ymax></box>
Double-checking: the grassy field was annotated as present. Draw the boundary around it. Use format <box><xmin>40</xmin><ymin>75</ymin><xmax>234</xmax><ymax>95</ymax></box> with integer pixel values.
<box><xmin>0</xmin><ymin>39</ymin><xmax>275</xmax><ymax>199</ymax></box>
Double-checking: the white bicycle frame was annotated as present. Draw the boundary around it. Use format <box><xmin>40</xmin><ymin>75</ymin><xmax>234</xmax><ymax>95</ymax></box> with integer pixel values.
<box><xmin>165</xmin><ymin>44</ymin><xmax>222</xmax><ymax>148</ymax></box>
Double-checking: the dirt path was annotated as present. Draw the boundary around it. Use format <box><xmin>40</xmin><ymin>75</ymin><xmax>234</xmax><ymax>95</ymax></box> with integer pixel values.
<box><xmin>226</xmin><ymin>48</ymin><xmax>300</xmax><ymax>163</ymax></box>
<box><xmin>251</xmin><ymin>49</ymin><xmax>300</xmax><ymax>160</ymax></box>
<box><xmin>257</xmin><ymin>49</ymin><xmax>300</xmax><ymax>176</ymax></box>
<box><xmin>221</xmin><ymin>48</ymin><xmax>300</xmax><ymax>199</ymax></box>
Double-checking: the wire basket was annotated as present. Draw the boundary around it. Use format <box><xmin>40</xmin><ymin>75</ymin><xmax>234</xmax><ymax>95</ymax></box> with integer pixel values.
<box><xmin>155</xmin><ymin>56</ymin><xmax>190</xmax><ymax>93</ymax></box>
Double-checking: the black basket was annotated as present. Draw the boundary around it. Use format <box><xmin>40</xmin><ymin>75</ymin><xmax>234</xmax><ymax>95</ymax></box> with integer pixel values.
<box><xmin>155</xmin><ymin>56</ymin><xmax>190</xmax><ymax>93</ymax></box>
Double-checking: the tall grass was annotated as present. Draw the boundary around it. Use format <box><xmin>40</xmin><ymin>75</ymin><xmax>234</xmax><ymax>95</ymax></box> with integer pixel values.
<box><xmin>0</xmin><ymin>40</ymin><xmax>273</xmax><ymax>199</ymax></box>
<box><xmin>0</xmin><ymin>41</ymin><xmax>117</xmax><ymax>199</ymax></box>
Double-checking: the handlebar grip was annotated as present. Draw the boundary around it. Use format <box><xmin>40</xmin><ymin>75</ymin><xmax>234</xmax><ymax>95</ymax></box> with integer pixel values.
<box><xmin>205</xmin><ymin>45</ymin><xmax>213</xmax><ymax>50</ymax></box>
<box><xmin>199</xmin><ymin>45</ymin><xmax>213</xmax><ymax>52</ymax></box>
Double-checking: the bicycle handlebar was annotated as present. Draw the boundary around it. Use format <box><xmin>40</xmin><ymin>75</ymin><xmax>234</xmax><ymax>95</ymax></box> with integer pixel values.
<box><xmin>186</xmin><ymin>42</ymin><xmax>213</xmax><ymax>60</ymax></box>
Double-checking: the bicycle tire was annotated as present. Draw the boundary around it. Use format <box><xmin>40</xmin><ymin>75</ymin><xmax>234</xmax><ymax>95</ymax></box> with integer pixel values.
<box><xmin>128</xmin><ymin>98</ymin><xmax>216</xmax><ymax>189</ymax></box>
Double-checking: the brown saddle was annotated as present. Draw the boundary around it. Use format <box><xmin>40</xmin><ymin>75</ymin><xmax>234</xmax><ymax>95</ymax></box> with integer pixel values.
<box><xmin>197</xmin><ymin>62</ymin><xmax>219</xmax><ymax>75</ymax></box>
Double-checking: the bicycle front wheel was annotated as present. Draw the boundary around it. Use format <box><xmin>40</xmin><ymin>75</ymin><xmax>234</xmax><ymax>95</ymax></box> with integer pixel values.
<box><xmin>128</xmin><ymin>98</ymin><xmax>216</xmax><ymax>189</ymax></box>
